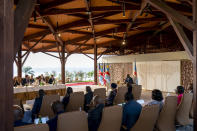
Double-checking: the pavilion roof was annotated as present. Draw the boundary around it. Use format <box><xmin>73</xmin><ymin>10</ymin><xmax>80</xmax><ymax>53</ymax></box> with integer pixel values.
<box><xmin>18</xmin><ymin>0</ymin><xmax>192</xmax><ymax>55</ymax></box>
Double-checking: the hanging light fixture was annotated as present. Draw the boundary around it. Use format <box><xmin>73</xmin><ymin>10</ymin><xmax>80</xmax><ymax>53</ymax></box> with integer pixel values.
<box><xmin>122</xmin><ymin>39</ymin><xmax>126</xmax><ymax>45</ymax></box>
<box><xmin>122</xmin><ymin>0</ymin><xmax>126</xmax><ymax>17</ymax></box>
<box><xmin>56</xmin><ymin>21</ymin><xmax>61</xmax><ymax>37</ymax></box>
<box><xmin>33</xmin><ymin>11</ymin><xmax>37</xmax><ymax>22</ymax></box>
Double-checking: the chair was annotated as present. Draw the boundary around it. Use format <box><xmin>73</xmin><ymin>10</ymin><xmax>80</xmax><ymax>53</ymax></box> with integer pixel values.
<box><xmin>98</xmin><ymin>105</ymin><xmax>122</xmax><ymax>131</ymax></box>
<box><xmin>66</xmin><ymin>92</ymin><xmax>84</xmax><ymax>112</ymax></box>
<box><xmin>94</xmin><ymin>88</ymin><xmax>106</xmax><ymax>100</ymax></box>
<box><xmin>14</xmin><ymin>124</ymin><xmax>49</xmax><ymax>131</ymax></box>
<box><xmin>39</xmin><ymin>94</ymin><xmax>60</xmax><ymax>118</ymax></box>
<box><xmin>130</xmin><ymin>104</ymin><xmax>160</xmax><ymax>131</ymax></box>
<box><xmin>190</xmin><ymin>101</ymin><xmax>194</xmax><ymax>118</ymax></box>
<box><xmin>156</xmin><ymin>96</ymin><xmax>177</xmax><ymax>131</ymax></box>
<box><xmin>114</xmin><ymin>87</ymin><xmax>127</xmax><ymax>104</ymax></box>
<box><xmin>132</xmin><ymin>85</ymin><xmax>142</xmax><ymax>100</ymax></box>
<box><xmin>176</xmin><ymin>93</ymin><xmax>193</xmax><ymax>126</ymax></box>
<box><xmin>57</xmin><ymin>111</ymin><xmax>88</xmax><ymax>131</ymax></box>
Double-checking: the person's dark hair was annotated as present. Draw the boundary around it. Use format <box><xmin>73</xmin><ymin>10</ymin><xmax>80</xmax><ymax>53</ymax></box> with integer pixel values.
<box><xmin>86</xmin><ymin>86</ymin><xmax>92</xmax><ymax>93</ymax></box>
<box><xmin>152</xmin><ymin>89</ymin><xmax>163</xmax><ymax>101</ymax></box>
<box><xmin>127</xmin><ymin>74</ymin><xmax>130</xmax><ymax>77</ymax></box>
<box><xmin>39</xmin><ymin>89</ymin><xmax>45</xmax><ymax>97</ymax></box>
<box><xmin>111</xmin><ymin>83</ymin><xmax>117</xmax><ymax>89</ymax></box>
<box><xmin>13</xmin><ymin>105</ymin><xmax>24</xmax><ymax>121</ymax></box>
<box><xmin>67</xmin><ymin>87</ymin><xmax>73</xmax><ymax>95</ymax></box>
<box><xmin>51</xmin><ymin>100</ymin><xmax>64</xmax><ymax>114</ymax></box>
<box><xmin>124</xmin><ymin>92</ymin><xmax>134</xmax><ymax>102</ymax></box>
<box><xmin>177</xmin><ymin>86</ymin><xmax>184</xmax><ymax>94</ymax></box>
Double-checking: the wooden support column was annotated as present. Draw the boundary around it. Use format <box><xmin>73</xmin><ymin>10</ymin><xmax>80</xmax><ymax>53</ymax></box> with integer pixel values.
<box><xmin>61</xmin><ymin>43</ymin><xmax>66</xmax><ymax>84</ymax></box>
<box><xmin>94</xmin><ymin>44</ymin><xmax>98</xmax><ymax>85</ymax></box>
<box><xmin>17</xmin><ymin>47</ymin><xmax>22</xmax><ymax>78</ymax></box>
<box><xmin>0</xmin><ymin>0</ymin><xmax>14</xmax><ymax>130</ymax></box>
<box><xmin>193</xmin><ymin>0</ymin><xmax>197</xmax><ymax>130</ymax></box>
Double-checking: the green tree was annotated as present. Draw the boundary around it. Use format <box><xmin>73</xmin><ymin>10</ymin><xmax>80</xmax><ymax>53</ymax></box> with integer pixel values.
<box><xmin>87</xmin><ymin>71</ymin><xmax>94</xmax><ymax>79</ymax></box>
<box><xmin>22</xmin><ymin>66</ymin><xmax>34</xmax><ymax>75</ymax></box>
<box><xmin>78</xmin><ymin>71</ymin><xmax>85</xmax><ymax>81</ymax></box>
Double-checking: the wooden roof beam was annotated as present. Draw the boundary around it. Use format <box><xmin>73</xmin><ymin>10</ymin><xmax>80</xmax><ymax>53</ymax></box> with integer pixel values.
<box><xmin>28</xmin><ymin>24</ymin><xmax>49</xmax><ymax>29</ymax></box>
<box><xmin>146</xmin><ymin>0</ymin><xmax>197</xmax><ymax>30</ymax></box>
<box><xmin>40</xmin><ymin>0</ymin><xmax>75</xmax><ymax>10</ymax></box>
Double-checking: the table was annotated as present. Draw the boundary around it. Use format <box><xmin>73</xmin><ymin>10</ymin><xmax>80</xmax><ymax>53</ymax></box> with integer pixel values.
<box><xmin>14</xmin><ymin>84</ymin><xmax>66</xmax><ymax>101</ymax></box>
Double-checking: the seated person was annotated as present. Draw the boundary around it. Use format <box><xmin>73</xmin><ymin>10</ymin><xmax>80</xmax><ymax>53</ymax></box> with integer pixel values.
<box><xmin>47</xmin><ymin>101</ymin><xmax>64</xmax><ymax>131</ymax></box>
<box><xmin>88</xmin><ymin>96</ymin><xmax>105</xmax><ymax>131</ymax></box>
<box><xmin>30</xmin><ymin>75</ymin><xmax>35</xmax><ymax>85</ymax></box>
<box><xmin>105</xmin><ymin>83</ymin><xmax>117</xmax><ymax>106</ymax></box>
<box><xmin>48</xmin><ymin>75</ymin><xmax>55</xmax><ymax>84</ymax></box>
<box><xmin>125</xmin><ymin>74</ymin><xmax>134</xmax><ymax>84</ymax></box>
<box><xmin>121</xmin><ymin>92</ymin><xmax>142</xmax><ymax>131</ymax></box>
<box><xmin>14</xmin><ymin>105</ymin><xmax>31</xmax><ymax>127</ymax></box>
<box><xmin>32</xmin><ymin>89</ymin><xmax>45</xmax><ymax>120</ymax></box>
<box><xmin>147</xmin><ymin>89</ymin><xmax>163</xmax><ymax>111</ymax></box>
<box><xmin>22</xmin><ymin>75</ymin><xmax>30</xmax><ymax>86</ymax></box>
<box><xmin>62</xmin><ymin>87</ymin><xmax>73</xmax><ymax>110</ymax></box>
<box><xmin>176</xmin><ymin>86</ymin><xmax>184</xmax><ymax>105</ymax></box>
<box><xmin>84</xmin><ymin>86</ymin><xmax>93</xmax><ymax>112</ymax></box>
<box><xmin>14</xmin><ymin>77</ymin><xmax>21</xmax><ymax>87</ymax></box>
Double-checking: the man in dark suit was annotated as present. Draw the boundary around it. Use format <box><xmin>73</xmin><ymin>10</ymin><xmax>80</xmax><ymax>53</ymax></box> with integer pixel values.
<box><xmin>105</xmin><ymin>83</ymin><xmax>117</xmax><ymax>106</ymax></box>
<box><xmin>84</xmin><ymin>86</ymin><xmax>93</xmax><ymax>112</ymax></box>
<box><xmin>47</xmin><ymin>101</ymin><xmax>64</xmax><ymax>131</ymax></box>
<box><xmin>48</xmin><ymin>75</ymin><xmax>55</xmax><ymax>84</ymax></box>
<box><xmin>22</xmin><ymin>75</ymin><xmax>30</xmax><ymax>86</ymax></box>
<box><xmin>121</xmin><ymin>92</ymin><xmax>142</xmax><ymax>131</ymax></box>
<box><xmin>88</xmin><ymin>96</ymin><xmax>105</xmax><ymax>131</ymax></box>
<box><xmin>125</xmin><ymin>74</ymin><xmax>134</xmax><ymax>84</ymax></box>
<box><xmin>14</xmin><ymin>105</ymin><xmax>31</xmax><ymax>127</ymax></box>
<box><xmin>31</xmin><ymin>89</ymin><xmax>45</xmax><ymax>120</ymax></box>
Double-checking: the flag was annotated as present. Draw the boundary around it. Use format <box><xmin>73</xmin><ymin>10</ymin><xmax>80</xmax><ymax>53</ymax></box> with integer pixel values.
<box><xmin>134</xmin><ymin>60</ymin><xmax>138</xmax><ymax>84</ymax></box>
<box><xmin>99</xmin><ymin>63</ymin><xmax>104</xmax><ymax>85</ymax></box>
<box><xmin>105</xmin><ymin>64</ymin><xmax>110</xmax><ymax>84</ymax></box>
<box><xmin>103</xmin><ymin>63</ymin><xmax>106</xmax><ymax>86</ymax></box>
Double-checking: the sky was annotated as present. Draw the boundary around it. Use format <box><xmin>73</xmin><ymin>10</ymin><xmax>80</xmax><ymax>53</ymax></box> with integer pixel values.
<box><xmin>13</xmin><ymin>52</ymin><xmax>103</xmax><ymax>76</ymax></box>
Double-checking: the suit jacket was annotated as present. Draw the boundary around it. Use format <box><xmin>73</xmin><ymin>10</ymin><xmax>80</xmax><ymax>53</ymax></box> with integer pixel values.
<box><xmin>84</xmin><ymin>91</ymin><xmax>93</xmax><ymax>112</ymax></box>
<box><xmin>62</xmin><ymin>94</ymin><xmax>70</xmax><ymax>110</ymax></box>
<box><xmin>14</xmin><ymin>120</ymin><xmax>31</xmax><ymax>127</ymax></box>
<box><xmin>32</xmin><ymin>96</ymin><xmax>43</xmax><ymax>118</ymax></box>
<box><xmin>47</xmin><ymin>111</ymin><xmax>64</xmax><ymax>131</ymax></box>
<box><xmin>125</xmin><ymin>77</ymin><xmax>134</xmax><ymax>84</ymax></box>
<box><xmin>48</xmin><ymin>78</ymin><xmax>54</xmax><ymax>84</ymax></box>
<box><xmin>106</xmin><ymin>89</ymin><xmax>117</xmax><ymax>106</ymax></box>
<box><xmin>122</xmin><ymin>100</ymin><xmax>142</xmax><ymax>131</ymax></box>
<box><xmin>88</xmin><ymin>104</ymin><xmax>104</xmax><ymax>131</ymax></box>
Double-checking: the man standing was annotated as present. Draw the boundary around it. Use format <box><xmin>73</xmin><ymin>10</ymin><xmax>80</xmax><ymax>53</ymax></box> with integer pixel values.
<box><xmin>125</xmin><ymin>74</ymin><xmax>134</xmax><ymax>84</ymax></box>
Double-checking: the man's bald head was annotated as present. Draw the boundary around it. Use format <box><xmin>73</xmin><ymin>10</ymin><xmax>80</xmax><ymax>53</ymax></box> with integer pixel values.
<box><xmin>94</xmin><ymin>96</ymin><xmax>104</xmax><ymax>106</ymax></box>
<box><xmin>13</xmin><ymin>105</ymin><xmax>24</xmax><ymax>122</ymax></box>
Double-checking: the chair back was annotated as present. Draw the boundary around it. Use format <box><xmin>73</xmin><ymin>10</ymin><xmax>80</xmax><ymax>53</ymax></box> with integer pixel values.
<box><xmin>130</xmin><ymin>104</ymin><xmax>160</xmax><ymax>131</ymax></box>
<box><xmin>114</xmin><ymin>87</ymin><xmax>127</xmax><ymax>104</ymax></box>
<box><xmin>98</xmin><ymin>105</ymin><xmax>122</xmax><ymax>131</ymax></box>
<box><xmin>14</xmin><ymin>99</ymin><xmax>21</xmax><ymax>106</ymax></box>
<box><xmin>132</xmin><ymin>85</ymin><xmax>142</xmax><ymax>100</ymax></box>
<box><xmin>58</xmin><ymin>111</ymin><xmax>88</xmax><ymax>131</ymax></box>
<box><xmin>176</xmin><ymin>93</ymin><xmax>193</xmax><ymax>125</ymax></box>
<box><xmin>156</xmin><ymin>96</ymin><xmax>177</xmax><ymax>131</ymax></box>
<box><xmin>66</xmin><ymin>92</ymin><xmax>84</xmax><ymax>112</ymax></box>
<box><xmin>14</xmin><ymin>124</ymin><xmax>49</xmax><ymax>131</ymax></box>
<box><xmin>94</xmin><ymin>88</ymin><xmax>106</xmax><ymax>100</ymax></box>
<box><xmin>190</xmin><ymin>101</ymin><xmax>194</xmax><ymax>118</ymax></box>
<box><xmin>39</xmin><ymin>94</ymin><xmax>60</xmax><ymax>118</ymax></box>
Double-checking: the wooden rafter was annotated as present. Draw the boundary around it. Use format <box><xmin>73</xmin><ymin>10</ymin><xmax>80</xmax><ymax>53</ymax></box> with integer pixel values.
<box><xmin>42</xmin><ymin>52</ymin><xmax>60</xmax><ymax>59</ymax></box>
<box><xmin>40</xmin><ymin>0</ymin><xmax>75</xmax><ymax>10</ymax></box>
<box><xmin>146</xmin><ymin>0</ymin><xmax>197</xmax><ymax>30</ymax></box>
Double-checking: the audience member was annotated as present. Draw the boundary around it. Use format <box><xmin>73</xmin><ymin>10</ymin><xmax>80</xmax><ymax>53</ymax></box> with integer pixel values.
<box><xmin>48</xmin><ymin>75</ymin><xmax>55</xmax><ymax>84</ymax></box>
<box><xmin>84</xmin><ymin>86</ymin><xmax>93</xmax><ymax>112</ymax></box>
<box><xmin>22</xmin><ymin>75</ymin><xmax>30</xmax><ymax>86</ymax></box>
<box><xmin>14</xmin><ymin>105</ymin><xmax>31</xmax><ymax>127</ymax></box>
<box><xmin>32</xmin><ymin>89</ymin><xmax>45</xmax><ymax>120</ymax></box>
<box><xmin>176</xmin><ymin>86</ymin><xmax>184</xmax><ymax>105</ymax></box>
<box><xmin>62</xmin><ymin>87</ymin><xmax>73</xmax><ymax>110</ymax></box>
<box><xmin>47</xmin><ymin>101</ymin><xmax>64</xmax><ymax>131</ymax></box>
<box><xmin>121</xmin><ymin>92</ymin><xmax>142</xmax><ymax>131</ymax></box>
<box><xmin>125</xmin><ymin>74</ymin><xmax>134</xmax><ymax>84</ymax></box>
<box><xmin>40</xmin><ymin>74</ymin><xmax>45</xmax><ymax>82</ymax></box>
<box><xmin>88</xmin><ymin>96</ymin><xmax>105</xmax><ymax>131</ymax></box>
<box><xmin>147</xmin><ymin>89</ymin><xmax>163</xmax><ymax>111</ymax></box>
<box><xmin>29</xmin><ymin>75</ymin><xmax>35</xmax><ymax>84</ymax></box>
<box><xmin>105</xmin><ymin>83</ymin><xmax>117</xmax><ymax>106</ymax></box>
<box><xmin>14</xmin><ymin>77</ymin><xmax>21</xmax><ymax>87</ymax></box>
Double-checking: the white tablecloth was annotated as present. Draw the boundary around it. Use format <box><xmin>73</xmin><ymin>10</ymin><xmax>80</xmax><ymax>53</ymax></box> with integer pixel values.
<box><xmin>14</xmin><ymin>84</ymin><xmax>66</xmax><ymax>94</ymax></box>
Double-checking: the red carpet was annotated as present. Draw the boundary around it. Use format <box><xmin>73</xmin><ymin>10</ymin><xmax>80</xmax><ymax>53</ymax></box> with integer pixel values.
<box><xmin>65</xmin><ymin>82</ymin><xmax>95</xmax><ymax>86</ymax></box>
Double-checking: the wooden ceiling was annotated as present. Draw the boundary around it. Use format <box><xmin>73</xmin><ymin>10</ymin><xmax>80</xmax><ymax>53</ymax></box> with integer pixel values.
<box><xmin>18</xmin><ymin>0</ymin><xmax>193</xmax><ymax>55</ymax></box>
